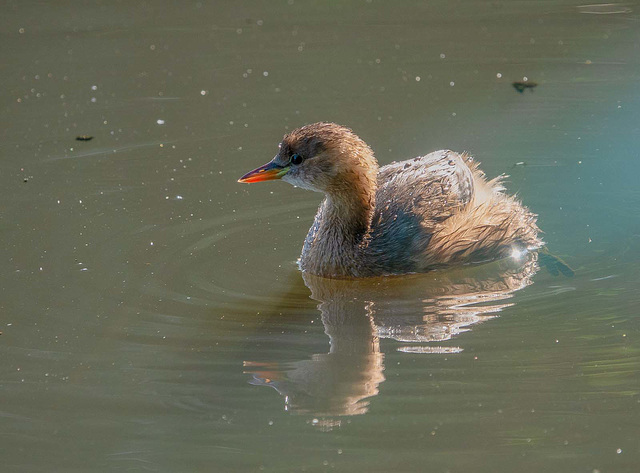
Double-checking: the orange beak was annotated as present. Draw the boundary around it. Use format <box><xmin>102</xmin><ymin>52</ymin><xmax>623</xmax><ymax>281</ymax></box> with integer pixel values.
<box><xmin>238</xmin><ymin>161</ymin><xmax>290</xmax><ymax>183</ymax></box>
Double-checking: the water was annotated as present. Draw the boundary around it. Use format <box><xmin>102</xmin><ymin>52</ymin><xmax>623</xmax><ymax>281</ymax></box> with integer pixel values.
<box><xmin>1</xmin><ymin>1</ymin><xmax>639</xmax><ymax>471</ymax></box>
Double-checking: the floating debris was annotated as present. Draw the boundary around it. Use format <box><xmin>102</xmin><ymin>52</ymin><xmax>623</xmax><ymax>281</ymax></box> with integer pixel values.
<box><xmin>75</xmin><ymin>135</ymin><xmax>94</xmax><ymax>141</ymax></box>
<box><xmin>512</xmin><ymin>81</ymin><xmax>538</xmax><ymax>93</ymax></box>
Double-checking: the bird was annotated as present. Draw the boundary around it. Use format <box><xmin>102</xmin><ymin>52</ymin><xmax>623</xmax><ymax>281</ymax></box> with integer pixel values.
<box><xmin>238</xmin><ymin>122</ymin><xmax>543</xmax><ymax>278</ymax></box>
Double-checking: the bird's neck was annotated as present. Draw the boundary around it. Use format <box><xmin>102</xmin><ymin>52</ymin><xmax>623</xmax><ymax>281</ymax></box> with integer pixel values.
<box><xmin>301</xmin><ymin>177</ymin><xmax>377</xmax><ymax>278</ymax></box>
<box><xmin>325</xmin><ymin>191</ymin><xmax>375</xmax><ymax>241</ymax></box>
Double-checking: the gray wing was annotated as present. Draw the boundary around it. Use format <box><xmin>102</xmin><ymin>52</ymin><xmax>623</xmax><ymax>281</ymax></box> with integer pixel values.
<box><xmin>366</xmin><ymin>150</ymin><xmax>475</xmax><ymax>272</ymax></box>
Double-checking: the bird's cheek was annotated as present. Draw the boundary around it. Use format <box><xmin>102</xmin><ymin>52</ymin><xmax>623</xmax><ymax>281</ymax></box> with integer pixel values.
<box><xmin>281</xmin><ymin>172</ymin><xmax>304</xmax><ymax>188</ymax></box>
<box><xmin>283</xmin><ymin>173</ymin><xmax>323</xmax><ymax>193</ymax></box>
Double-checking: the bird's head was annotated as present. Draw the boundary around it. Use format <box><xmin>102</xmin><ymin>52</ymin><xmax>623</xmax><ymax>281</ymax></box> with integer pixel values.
<box><xmin>238</xmin><ymin>122</ymin><xmax>378</xmax><ymax>196</ymax></box>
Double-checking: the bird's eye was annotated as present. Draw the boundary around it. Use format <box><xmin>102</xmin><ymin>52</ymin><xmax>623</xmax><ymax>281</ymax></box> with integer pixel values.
<box><xmin>290</xmin><ymin>154</ymin><xmax>303</xmax><ymax>165</ymax></box>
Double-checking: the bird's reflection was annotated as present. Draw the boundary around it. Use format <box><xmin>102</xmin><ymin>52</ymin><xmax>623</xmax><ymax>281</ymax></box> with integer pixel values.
<box><xmin>244</xmin><ymin>252</ymin><xmax>539</xmax><ymax>425</ymax></box>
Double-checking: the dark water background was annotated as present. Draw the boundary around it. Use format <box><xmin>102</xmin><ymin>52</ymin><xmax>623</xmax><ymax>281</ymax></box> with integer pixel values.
<box><xmin>1</xmin><ymin>1</ymin><xmax>639</xmax><ymax>472</ymax></box>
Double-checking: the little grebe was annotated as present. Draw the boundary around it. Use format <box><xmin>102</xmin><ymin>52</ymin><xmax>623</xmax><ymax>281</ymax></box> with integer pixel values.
<box><xmin>239</xmin><ymin>123</ymin><xmax>542</xmax><ymax>278</ymax></box>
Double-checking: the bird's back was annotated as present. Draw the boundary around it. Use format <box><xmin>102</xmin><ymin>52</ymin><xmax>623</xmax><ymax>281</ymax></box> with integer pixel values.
<box><xmin>364</xmin><ymin>150</ymin><xmax>541</xmax><ymax>274</ymax></box>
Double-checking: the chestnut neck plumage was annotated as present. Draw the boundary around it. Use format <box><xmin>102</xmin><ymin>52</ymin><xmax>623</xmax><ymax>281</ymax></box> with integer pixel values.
<box><xmin>300</xmin><ymin>151</ymin><xmax>378</xmax><ymax>278</ymax></box>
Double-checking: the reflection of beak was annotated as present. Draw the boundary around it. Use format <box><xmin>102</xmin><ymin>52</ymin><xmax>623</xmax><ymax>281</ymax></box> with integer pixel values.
<box><xmin>243</xmin><ymin>361</ymin><xmax>284</xmax><ymax>383</ymax></box>
<box><xmin>238</xmin><ymin>161</ymin><xmax>290</xmax><ymax>183</ymax></box>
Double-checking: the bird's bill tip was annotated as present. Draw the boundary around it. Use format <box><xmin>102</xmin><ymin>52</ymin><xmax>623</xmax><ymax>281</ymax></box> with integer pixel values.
<box><xmin>238</xmin><ymin>161</ymin><xmax>289</xmax><ymax>183</ymax></box>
